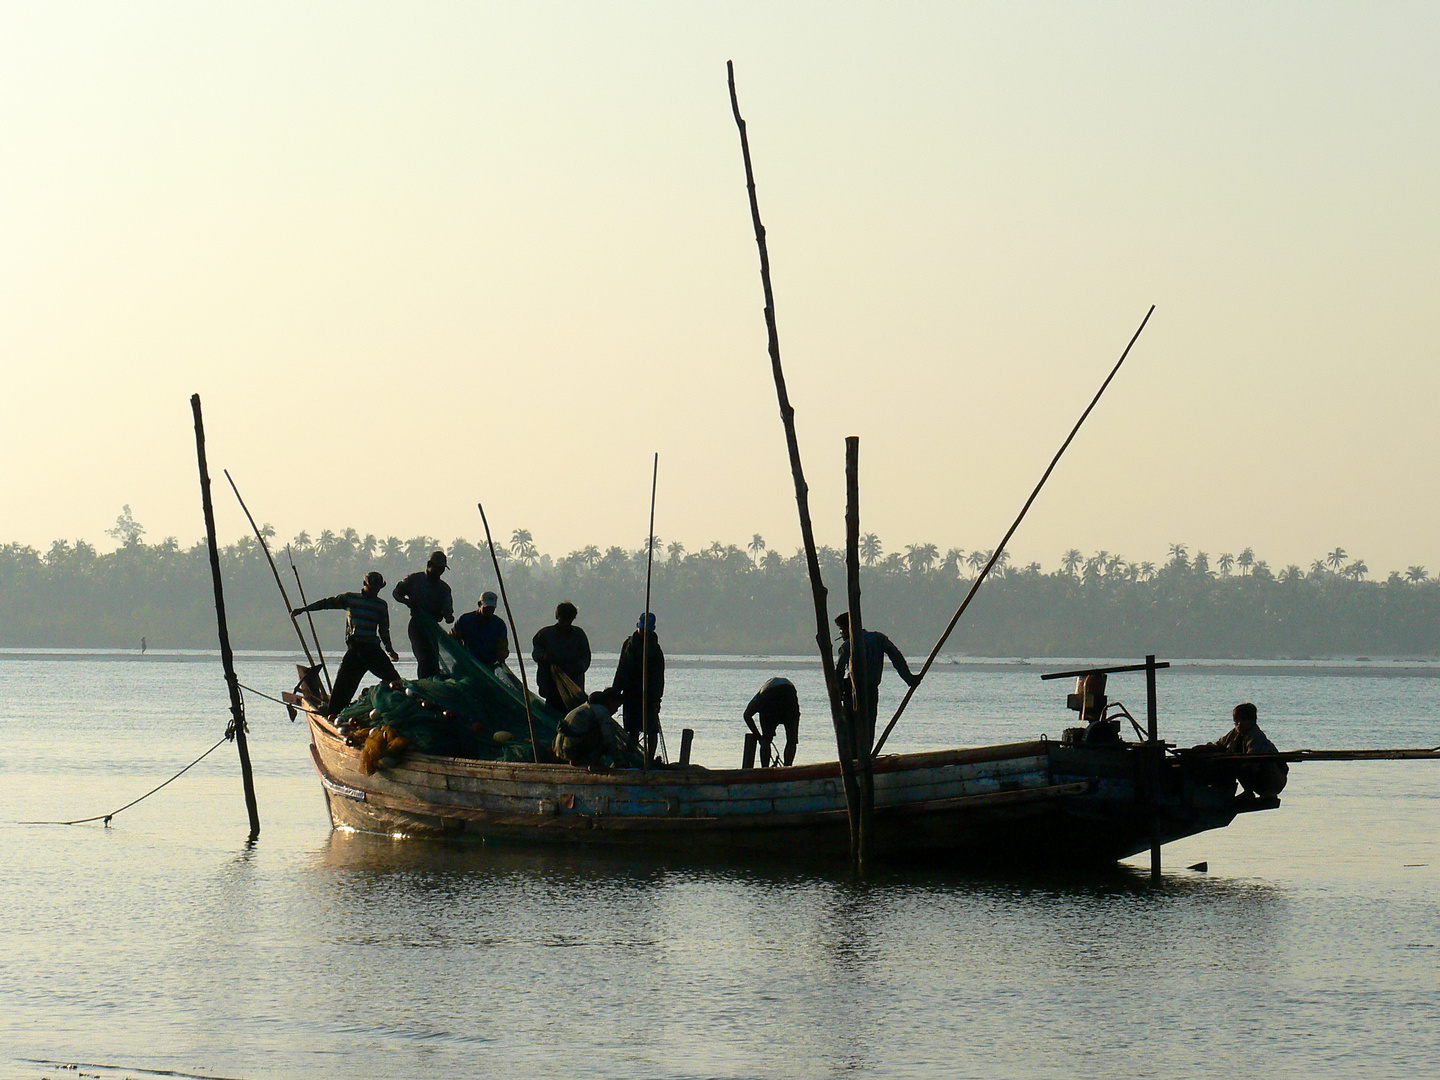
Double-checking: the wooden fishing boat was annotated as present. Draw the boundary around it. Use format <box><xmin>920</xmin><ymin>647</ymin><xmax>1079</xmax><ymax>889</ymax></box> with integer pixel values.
<box><xmin>300</xmin><ymin>698</ymin><xmax>1258</xmax><ymax>863</ymax></box>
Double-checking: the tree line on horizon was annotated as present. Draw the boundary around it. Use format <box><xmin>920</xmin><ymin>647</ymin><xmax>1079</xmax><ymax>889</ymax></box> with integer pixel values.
<box><xmin>1</xmin><ymin>506</ymin><xmax>1437</xmax><ymax>658</ymax></box>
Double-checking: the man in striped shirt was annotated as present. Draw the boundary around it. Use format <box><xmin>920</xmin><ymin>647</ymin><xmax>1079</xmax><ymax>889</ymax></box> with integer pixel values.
<box><xmin>293</xmin><ymin>570</ymin><xmax>401</xmax><ymax>715</ymax></box>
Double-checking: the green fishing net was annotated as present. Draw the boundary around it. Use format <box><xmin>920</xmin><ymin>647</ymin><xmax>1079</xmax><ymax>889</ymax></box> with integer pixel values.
<box><xmin>335</xmin><ymin>613</ymin><xmax>640</xmax><ymax>767</ymax></box>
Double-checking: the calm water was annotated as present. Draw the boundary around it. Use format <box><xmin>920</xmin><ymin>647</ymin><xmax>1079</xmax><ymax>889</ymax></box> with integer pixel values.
<box><xmin>2</xmin><ymin>651</ymin><xmax>1438</xmax><ymax>1080</ymax></box>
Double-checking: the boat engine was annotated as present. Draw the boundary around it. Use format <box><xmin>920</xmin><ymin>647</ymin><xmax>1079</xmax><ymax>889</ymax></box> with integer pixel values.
<box><xmin>1061</xmin><ymin>671</ymin><xmax>1122</xmax><ymax>746</ymax></box>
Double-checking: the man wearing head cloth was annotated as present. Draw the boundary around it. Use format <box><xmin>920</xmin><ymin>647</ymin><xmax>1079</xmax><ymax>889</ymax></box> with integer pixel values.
<box><xmin>292</xmin><ymin>570</ymin><xmax>401</xmax><ymax>715</ymax></box>
<box><xmin>454</xmin><ymin>590</ymin><xmax>510</xmax><ymax>667</ymax></box>
<box><xmin>392</xmin><ymin>550</ymin><xmax>455</xmax><ymax>679</ymax></box>
<box><xmin>613</xmin><ymin>612</ymin><xmax>665</xmax><ymax>758</ymax></box>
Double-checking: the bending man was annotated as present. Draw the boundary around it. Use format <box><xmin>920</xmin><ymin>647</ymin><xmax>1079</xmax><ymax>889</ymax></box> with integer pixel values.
<box><xmin>744</xmin><ymin>676</ymin><xmax>800</xmax><ymax>767</ymax></box>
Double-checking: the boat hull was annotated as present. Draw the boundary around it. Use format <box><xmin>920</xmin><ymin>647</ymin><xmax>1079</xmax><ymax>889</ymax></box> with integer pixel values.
<box><xmin>307</xmin><ymin>710</ymin><xmax>1242</xmax><ymax>863</ymax></box>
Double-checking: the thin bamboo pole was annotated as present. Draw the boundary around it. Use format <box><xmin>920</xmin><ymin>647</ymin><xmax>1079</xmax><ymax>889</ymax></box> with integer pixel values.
<box><xmin>223</xmin><ymin>470</ymin><xmax>317</xmax><ymax>672</ymax></box>
<box><xmin>873</xmin><ymin>305</ymin><xmax>1156</xmax><ymax>757</ymax></box>
<box><xmin>287</xmin><ymin>544</ymin><xmax>331</xmax><ymax>693</ymax></box>
<box><xmin>844</xmin><ymin>436</ymin><xmax>873</xmax><ymax>869</ymax></box>
<box><xmin>477</xmin><ymin>502</ymin><xmax>540</xmax><ymax>763</ymax></box>
<box><xmin>190</xmin><ymin>395</ymin><xmax>260</xmax><ymax>840</ymax></box>
<box><xmin>641</xmin><ymin>452</ymin><xmax>658</xmax><ymax>769</ymax></box>
<box><xmin>728</xmin><ymin>60</ymin><xmax>860</xmax><ymax>835</ymax></box>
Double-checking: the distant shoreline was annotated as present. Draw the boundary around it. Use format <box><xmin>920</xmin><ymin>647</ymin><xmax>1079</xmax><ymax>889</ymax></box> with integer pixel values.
<box><xmin>6</xmin><ymin>648</ymin><xmax>1440</xmax><ymax>678</ymax></box>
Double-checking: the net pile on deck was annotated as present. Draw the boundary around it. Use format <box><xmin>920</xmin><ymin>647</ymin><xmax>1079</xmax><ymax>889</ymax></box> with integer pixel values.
<box><xmin>334</xmin><ymin>614</ymin><xmax>641</xmax><ymax>768</ymax></box>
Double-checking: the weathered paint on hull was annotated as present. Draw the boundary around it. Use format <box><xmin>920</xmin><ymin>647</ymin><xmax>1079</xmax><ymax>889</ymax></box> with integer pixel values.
<box><xmin>307</xmin><ymin>711</ymin><xmax>1239</xmax><ymax>864</ymax></box>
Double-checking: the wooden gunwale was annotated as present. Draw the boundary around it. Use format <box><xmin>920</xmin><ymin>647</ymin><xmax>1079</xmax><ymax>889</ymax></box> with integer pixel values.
<box><xmin>307</xmin><ymin>709</ymin><xmax>1047</xmax><ymax>788</ymax></box>
<box><xmin>310</xmin><ymin>740</ymin><xmax>1090</xmax><ymax>833</ymax></box>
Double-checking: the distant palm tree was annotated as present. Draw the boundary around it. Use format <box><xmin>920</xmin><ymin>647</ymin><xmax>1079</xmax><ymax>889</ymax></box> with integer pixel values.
<box><xmin>1280</xmin><ymin>564</ymin><xmax>1303</xmax><ymax>583</ymax></box>
<box><xmin>906</xmin><ymin>543</ymin><xmax>938</xmax><ymax>574</ymax></box>
<box><xmin>860</xmin><ymin>533</ymin><xmax>883</xmax><ymax>566</ymax></box>
<box><xmin>748</xmin><ymin>534</ymin><xmax>766</xmax><ymax>565</ymax></box>
<box><xmin>1310</xmin><ymin>559</ymin><xmax>1328</xmax><ymax>576</ymax></box>
<box><xmin>405</xmin><ymin>535</ymin><xmax>439</xmax><ymax>561</ymax></box>
<box><xmin>1217</xmin><ymin>552</ymin><xmax>1234</xmax><ymax>577</ymax></box>
<box><xmin>1061</xmin><ymin>549</ymin><xmax>1083</xmax><ymax>577</ymax></box>
<box><xmin>578</xmin><ymin>545</ymin><xmax>601</xmax><ymax>568</ymax></box>
<box><xmin>1326</xmin><ymin>547</ymin><xmax>1348</xmax><ymax>572</ymax></box>
<box><xmin>509</xmin><ymin>529</ymin><xmax>536</xmax><ymax>564</ymax></box>
<box><xmin>1346</xmin><ymin>559</ymin><xmax>1368</xmax><ymax>581</ymax></box>
<box><xmin>1406</xmin><ymin>566</ymin><xmax>1428</xmax><ymax>583</ymax></box>
<box><xmin>1024</xmin><ymin>561</ymin><xmax>1042</xmax><ymax>575</ymax></box>
<box><xmin>1168</xmin><ymin>542</ymin><xmax>1189</xmax><ymax>567</ymax></box>
<box><xmin>1237</xmin><ymin>548</ymin><xmax>1254</xmax><ymax>576</ymax></box>
<box><xmin>1124</xmin><ymin>561</ymin><xmax>1140</xmax><ymax>581</ymax></box>
<box><xmin>665</xmin><ymin>541</ymin><xmax>685</xmax><ymax>563</ymax></box>
<box><xmin>360</xmin><ymin>534</ymin><xmax>378</xmax><ymax>558</ymax></box>
<box><xmin>316</xmin><ymin>529</ymin><xmax>338</xmax><ymax>557</ymax></box>
<box><xmin>292</xmin><ymin>531</ymin><xmax>312</xmax><ymax>550</ymax></box>
<box><xmin>643</xmin><ymin>535</ymin><xmax>663</xmax><ymax>556</ymax></box>
<box><xmin>966</xmin><ymin>550</ymin><xmax>987</xmax><ymax>575</ymax></box>
<box><xmin>1105</xmin><ymin>553</ymin><xmax>1124</xmax><ymax>577</ymax></box>
<box><xmin>340</xmin><ymin>528</ymin><xmax>360</xmax><ymax>555</ymax></box>
<box><xmin>1194</xmin><ymin>551</ymin><xmax>1211</xmax><ymax>577</ymax></box>
<box><xmin>1139</xmin><ymin>561</ymin><xmax>1156</xmax><ymax>581</ymax></box>
<box><xmin>881</xmin><ymin>552</ymin><xmax>906</xmax><ymax>574</ymax></box>
<box><xmin>941</xmin><ymin>548</ymin><xmax>965</xmax><ymax>577</ymax></box>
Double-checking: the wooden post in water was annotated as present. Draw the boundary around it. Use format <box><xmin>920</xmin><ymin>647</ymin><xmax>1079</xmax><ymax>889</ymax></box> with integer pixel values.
<box><xmin>1146</xmin><ymin>653</ymin><xmax>1161</xmax><ymax>882</ymax></box>
<box><xmin>844</xmin><ymin>436</ymin><xmax>874</xmax><ymax>869</ymax></box>
<box><xmin>728</xmin><ymin>60</ymin><xmax>860</xmax><ymax>843</ymax></box>
<box><xmin>190</xmin><ymin>394</ymin><xmax>260</xmax><ymax>840</ymax></box>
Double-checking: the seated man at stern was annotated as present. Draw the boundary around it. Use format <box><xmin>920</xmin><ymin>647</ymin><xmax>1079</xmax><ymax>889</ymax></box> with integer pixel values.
<box><xmin>1187</xmin><ymin>702</ymin><xmax>1289</xmax><ymax>801</ymax></box>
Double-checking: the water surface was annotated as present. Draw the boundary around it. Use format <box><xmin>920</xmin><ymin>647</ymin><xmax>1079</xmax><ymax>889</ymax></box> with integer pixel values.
<box><xmin>2</xmin><ymin>652</ymin><xmax>1437</xmax><ymax>1079</ymax></box>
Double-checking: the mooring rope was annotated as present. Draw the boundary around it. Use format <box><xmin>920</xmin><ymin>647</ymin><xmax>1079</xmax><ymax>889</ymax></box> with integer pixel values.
<box><xmin>238</xmin><ymin>682</ymin><xmax>290</xmax><ymax>707</ymax></box>
<box><xmin>18</xmin><ymin>733</ymin><xmax>231</xmax><ymax>827</ymax></box>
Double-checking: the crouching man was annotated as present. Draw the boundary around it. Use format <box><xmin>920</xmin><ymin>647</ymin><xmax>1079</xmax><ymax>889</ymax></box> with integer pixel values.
<box><xmin>1187</xmin><ymin>702</ymin><xmax>1289</xmax><ymax>803</ymax></box>
<box><xmin>553</xmin><ymin>686</ymin><xmax>627</xmax><ymax>769</ymax></box>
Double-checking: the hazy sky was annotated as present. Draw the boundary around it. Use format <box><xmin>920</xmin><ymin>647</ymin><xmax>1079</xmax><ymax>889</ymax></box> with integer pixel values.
<box><xmin>4</xmin><ymin>3</ymin><xmax>1438</xmax><ymax>574</ymax></box>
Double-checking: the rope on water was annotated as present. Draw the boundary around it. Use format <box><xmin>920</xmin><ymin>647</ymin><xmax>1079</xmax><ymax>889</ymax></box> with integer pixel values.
<box><xmin>18</xmin><ymin>733</ymin><xmax>231</xmax><ymax>827</ymax></box>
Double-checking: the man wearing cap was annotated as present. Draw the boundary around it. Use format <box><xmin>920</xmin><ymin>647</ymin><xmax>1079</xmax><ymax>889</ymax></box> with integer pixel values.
<box><xmin>292</xmin><ymin>570</ymin><xmax>401</xmax><ymax>715</ymax></box>
<box><xmin>392</xmin><ymin>550</ymin><xmax>455</xmax><ymax>679</ymax></box>
<box><xmin>613</xmin><ymin>612</ymin><xmax>665</xmax><ymax>758</ymax></box>
<box><xmin>454</xmin><ymin>591</ymin><xmax>510</xmax><ymax>667</ymax></box>
<box><xmin>532</xmin><ymin>601</ymin><xmax>591</xmax><ymax>713</ymax></box>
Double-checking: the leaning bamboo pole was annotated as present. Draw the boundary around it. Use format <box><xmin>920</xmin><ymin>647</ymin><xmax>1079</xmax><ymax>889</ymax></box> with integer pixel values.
<box><xmin>641</xmin><ymin>452</ymin><xmax>659</xmax><ymax>769</ymax></box>
<box><xmin>727</xmin><ymin>61</ymin><xmax>861</xmax><ymax>842</ymax></box>
<box><xmin>477</xmin><ymin>502</ymin><xmax>541</xmax><ymax>763</ymax></box>
<box><xmin>873</xmin><ymin>305</ymin><xmax>1156</xmax><ymax>757</ymax></box>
